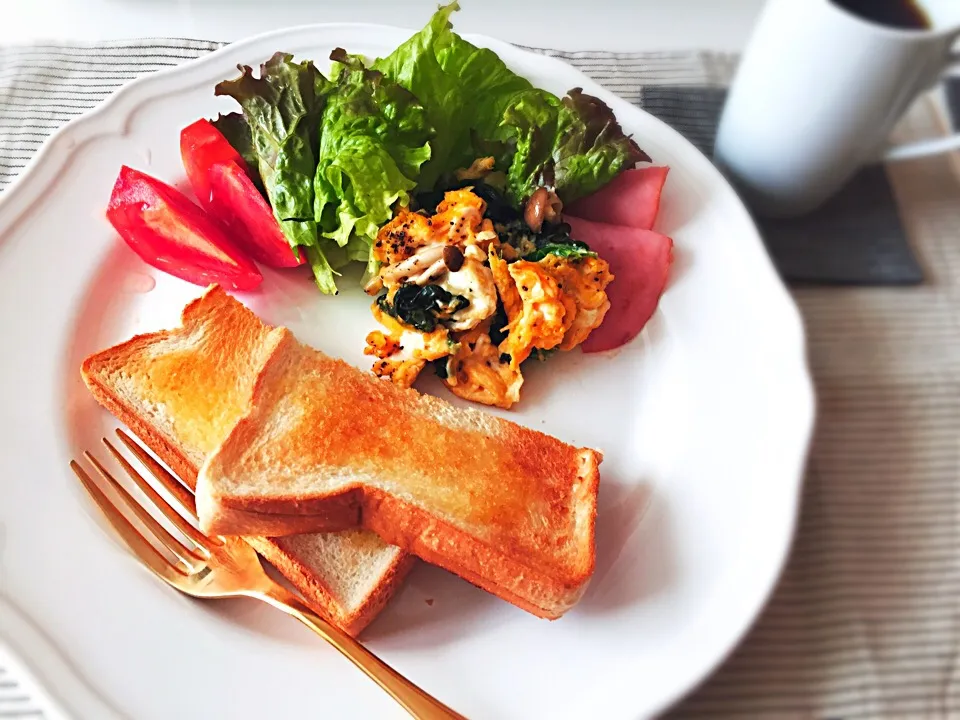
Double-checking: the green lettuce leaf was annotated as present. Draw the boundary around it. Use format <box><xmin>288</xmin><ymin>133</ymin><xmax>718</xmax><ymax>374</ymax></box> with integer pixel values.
<box><xmin>211</xmin><ymin>112</ymin><xmax>261</xmax><ymax>185</ymax></box>
<box><xmin>377</xmin><ymin>2</ymin><xmax>648</xmax><ymax>204</ymax></box>
<box><xmin>501</xmin><ymin>92</ymin><xmax>561</xmax><ymax>204</ymax></box>
<box><xmin>210</xmin><ymin>4</ymin><xmax>646</xmax><ymax>295</ymax></box>
<box><xmin>373</xmin><ymin>1</ymin><xmax>532</xmax><ymax>188</ymax></box>
<box><xmin>302</xmin><ymin>246</ymin><xmax>338</xmax><ymax>295</ymax></box>
<box><xmin>312</xmin><ymin>51</ymin><xmax>433</xmax><ymax>286</ymax></box>
<box><xmin>215</xmin><ymin>52</ymin><xmax>332</xmax><ymax>285</ymax></box>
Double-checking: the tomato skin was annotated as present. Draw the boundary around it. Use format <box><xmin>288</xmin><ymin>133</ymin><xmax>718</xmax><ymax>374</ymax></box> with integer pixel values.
<box><xmin>208</xmin><ymin>161</ymin><xmax>304</xmax><ymax>268</ymax></box>
<box><xmin>106</xmin><ymin>165</ymin><xmax>262</xmax><ymax>291</ymax></box>
<box><xmin>179</xmin><ymin>118</ymin><xmax>248</xmax><ymax>207</ymax></box>
<box><xmin>180</xmin><ymin>119</ymin><xmax>303</xmax><ymax>268</ymax></box>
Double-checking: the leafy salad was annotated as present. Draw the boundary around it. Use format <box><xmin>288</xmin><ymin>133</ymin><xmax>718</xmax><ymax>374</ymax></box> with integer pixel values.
<box><xmin>211</xmin><ymin>1</ymin><xmax>646</xmax><ymax>294</ymax></box>
<box><xmin>105</xmin><ymin>1</ymin><xmax>674</xmax><ymax>409</ymax></box>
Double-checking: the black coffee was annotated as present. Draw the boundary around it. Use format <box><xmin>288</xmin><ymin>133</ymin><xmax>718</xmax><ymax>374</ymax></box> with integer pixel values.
<box><xmin>832</xmin><ymin>0</ymin><xmax>931</xmax><ymax>29</ymax></box>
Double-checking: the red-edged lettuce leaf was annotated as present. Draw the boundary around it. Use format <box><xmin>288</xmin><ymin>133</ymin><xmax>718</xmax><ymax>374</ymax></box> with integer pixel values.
<box><xmin>505</xmin><ymin>88</ymin><xmax>650</xmax><ymax>205</ymax></box>
<box><xmin>552</xmin><ymin>89</ymin><xmax>650</xmax><ymax>201</ymax></box>
<box><xmin>375</xmin><ymin>3</ymin><xmax>648</xmax><ymax>205</ymax></box>
<box><xmin>215</xmin><ymin>53</ymin><xmax>334</xmax><ymax>289</ymax></box>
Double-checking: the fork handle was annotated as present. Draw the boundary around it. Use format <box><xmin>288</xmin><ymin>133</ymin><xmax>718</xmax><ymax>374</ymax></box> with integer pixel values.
<box><xmin>257</xmin><ymin>586</ymin><xmax>467</xmax><ymax>720</ymax></box>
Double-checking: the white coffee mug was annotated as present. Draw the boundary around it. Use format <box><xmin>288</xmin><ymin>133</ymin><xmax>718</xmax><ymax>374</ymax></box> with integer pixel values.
<box><xmin>714</xmin><ymin>0</ymin><xmax>960</xmax><ymax>217</ymax></box>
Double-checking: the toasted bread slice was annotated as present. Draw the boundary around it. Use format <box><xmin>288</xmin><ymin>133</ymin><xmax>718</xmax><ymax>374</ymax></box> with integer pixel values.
<box><xmin>80</xmin><ymin>286</ymin><xmax>414</xmax><ymax>636</ymax></box>
<box><xmin>197</xmin><ymin>329</ymin><xmax>602</xmax><ymax>619</ymax></box>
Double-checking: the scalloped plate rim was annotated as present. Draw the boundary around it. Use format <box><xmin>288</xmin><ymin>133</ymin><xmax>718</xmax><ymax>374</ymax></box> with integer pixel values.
<box><xmin>0</xmin><ymin>24</ymin><xmax>815</xmax><ymax>720</ymax></box>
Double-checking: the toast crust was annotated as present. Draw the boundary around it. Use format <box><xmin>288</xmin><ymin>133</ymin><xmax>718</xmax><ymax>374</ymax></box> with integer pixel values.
<box><xmin>203</xmin><ymin>472</ymin><xmax>598</xmax><ymax>619</ymax></box>
<box><xmin>199</xmin><ymin>329</ymin><xmax>601</xmax><ymax>618</ymax></box>
<box><xmin>80</xmin><ymin>286</ymin><xmax>413</xmax><ymax>636</ymax></box>
<box><xmin>365</xmin><ymin>486</ymin><xmax>598</xmax><ymax>617</ymax></box>
<box><xmin>195</xmin><ymin>491</ymin><xmax>361</xmax><ymax>536</ymax></box>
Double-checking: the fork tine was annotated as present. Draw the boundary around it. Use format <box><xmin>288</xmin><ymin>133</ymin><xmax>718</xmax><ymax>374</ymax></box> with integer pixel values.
<box><xmin>70</xmin><ymin>460</ymin><xmax>190</xmax><ymax>579</ymax></box>
<box><xmin>101</xmin><ymin>438</ymin><xmax>213</xmax><ymax>556</ymax></box>
<box><xmin>83</xmin><ymin>451</ymin><xmax>206</xmax><ymax>564</ymax></box>
<box><xmin>114</xmin><ymin>430</ymin><xmax>224</xmax><ymax>548</ymax></box>
<box><xmin>114</xmin><ymin>430</ymin><xmax>198</xmax><ymax>514</ymax></box>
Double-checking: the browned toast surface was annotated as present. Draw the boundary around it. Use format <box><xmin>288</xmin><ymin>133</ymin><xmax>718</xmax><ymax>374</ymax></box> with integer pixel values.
<box><xmin>80</xmin><ymin>286</ymin><xmax>413</xmax><ymax>635</ymax></box>
<box><xmin>199</xmin><ymin>329</ymin><xmax>602</xmax><ymax>618</ymax></box>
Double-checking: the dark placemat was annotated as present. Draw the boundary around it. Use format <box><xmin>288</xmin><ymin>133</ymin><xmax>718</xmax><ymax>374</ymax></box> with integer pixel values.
<box><xmin>947</xmin><ymin>76</ymin><xmax>960</xmax><ymax>130</ymax></box>
<box><xmin>641</xmin><ymin>86</ymin><xmax>924</xmax><ymax>285</ymax></box>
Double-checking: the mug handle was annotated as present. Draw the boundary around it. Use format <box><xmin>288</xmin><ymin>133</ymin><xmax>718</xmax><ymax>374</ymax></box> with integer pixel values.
<box><xmin>884</xmin><ymin>50</ymin><xmax>960</xmax><ymax>162</ymax></box>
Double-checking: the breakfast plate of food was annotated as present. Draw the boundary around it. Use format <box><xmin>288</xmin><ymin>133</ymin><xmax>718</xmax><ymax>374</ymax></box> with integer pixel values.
<box><xmin>0</xmin><ymin>4</ymin><xmax>815</xmax><ymax>719</ymax></box>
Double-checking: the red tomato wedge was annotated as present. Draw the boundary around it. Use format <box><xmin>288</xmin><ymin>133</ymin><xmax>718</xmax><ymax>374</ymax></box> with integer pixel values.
<box><xmin>208</xmin><ymin>162</ymin><xmax>304</xmax><ymax>267</ymax></box>
<box><xmin>180</xmin><ymin>119</ymin><xmax>303</xmax><ymax>268</ymax></box>
<box><xmin>107</xmin><ymin>165</ymin><xmax>262</xmax><ymax>291</ymax></box>
<box><xmin>180</xmin><ymin>118</ymin><xmax>248</xmax><ymax>206</ymax></box>
<box><xmin>566</xmin><ymin>166</ymin><xmax>669</xmax><ymax>231</ymax></box>
<box><xmin>565</xmin><ymin>215</ymin><xmax>673</xmax><ymax>353</ymax></box>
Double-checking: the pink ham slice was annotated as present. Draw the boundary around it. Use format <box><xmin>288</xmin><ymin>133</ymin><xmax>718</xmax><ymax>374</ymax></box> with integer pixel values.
<box><xmin>565</xmin><ymin>215</ymin><xmax>673</xmax><ymax>353</ymax></box>
<box><xmin>566</xmin><ymin>166</ymin><xmax>669</xmax><ymax>231</ymax></box>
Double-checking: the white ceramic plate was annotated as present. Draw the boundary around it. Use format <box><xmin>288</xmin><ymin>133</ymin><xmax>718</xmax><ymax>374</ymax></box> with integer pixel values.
<box><xmin>0</xmin><ymin>24</ymin><xmax>814</xmax><ymax>720</ymax></box>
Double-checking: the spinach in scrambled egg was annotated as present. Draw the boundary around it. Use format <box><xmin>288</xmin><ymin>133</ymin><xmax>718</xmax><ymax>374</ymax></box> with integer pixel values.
<box><xmin>376</xmin><ymin>283</ymin><xmax>468</xmax><ymax>333</ymax></box>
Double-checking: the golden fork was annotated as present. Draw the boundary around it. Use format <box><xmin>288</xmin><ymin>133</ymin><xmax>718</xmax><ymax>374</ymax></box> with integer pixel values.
<box><xmin>70</xmin><ymin>429</ymin><xmax>465</xmax><ymax>720</ymax></box>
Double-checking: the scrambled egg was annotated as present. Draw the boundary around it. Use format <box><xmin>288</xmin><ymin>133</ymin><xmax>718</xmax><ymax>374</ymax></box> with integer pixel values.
<box><xmin>490</xmin><ymin>253</ymin><xmax>613</xmax><ymax>367</ymax></box>
<box><xmin>364</xmin><ymin>303</ymin><xmax>454</xmax><ymax>388</ymax></box>
<box><xmin>539</xmin><ymin>254</ymin><xmax>614</xmax><ymax>350</ymax></box>
<box><xmin>496</xmin><ymin>260</ymin><xmax>572</xmax><ymax>366</ymax></box>
<box><xmin>365</xmin><ymin>186</ymin><xmax>613</xmax><ymax>408</ymax></box>
<box><xmin>442</xmin><ymin>257</ymin><xmax>497</xmax><ymax>331</ymax></box>
<box><xmin>373</xmin><ymin>188</ymin><xmax>498</xmax><ymax>268</ymax></box>
<box><xmin>489</xmin><ymin>253</ymin><xmax>521</xmax><ymax>320</ymax></box>
<box><xmin>442</xmin><ymin>324</ymin><xmax>524</xmax><ymax>409</ymax></box>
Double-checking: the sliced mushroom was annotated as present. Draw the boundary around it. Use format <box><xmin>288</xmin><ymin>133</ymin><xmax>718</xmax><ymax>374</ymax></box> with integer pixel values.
<box><xmin>544</xmin><ymin>188</ymin><xmax>563</xmax><ymax>224</ymax></box>
<box><xmin>455</xmin><ymin>156</ymin><xmax>495</xmax><ymax>181</ymax></box>
<box><xmin>380</xmin><ymin>244</ymin><xmax>445</xmax><ymax>285</ymax></box>
<box><xmin>364</xmin><ymin>274</ymin><xmax>384</xmax><ymax>295</ymax></box>
<box><xmin>524</xmin><ymin>187</ymin><xmax>550</xmax><ymax>233</ymax></box>
<box><xmin>524</xmin><ymin>186</ymin><xmax>563</xmax><ymax>233</ymax></box>
<box><xmin>464</xmin><ymin>244</ymin><xmax>488</xmax><ymax>263</ymax></box>
<box><xmin>410</xmin><ymin>258</ymin><xmax>449</xmax><ymax>286</ymax></box>
<box><xmin>443</xmin><ymin>245</ymin><xmax>465</xmax><ymax>272</ymax></box>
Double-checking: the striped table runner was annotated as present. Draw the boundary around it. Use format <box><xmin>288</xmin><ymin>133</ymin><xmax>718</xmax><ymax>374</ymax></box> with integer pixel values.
<box><xmin>2</xmin><ymin>41</ymin><xmax>958</xmax><ymax>719</ymax></box>
<box><xmin>0</xmin><ymin>643</ymin><xmax>65</xmax><ymax>719</ymax></box>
